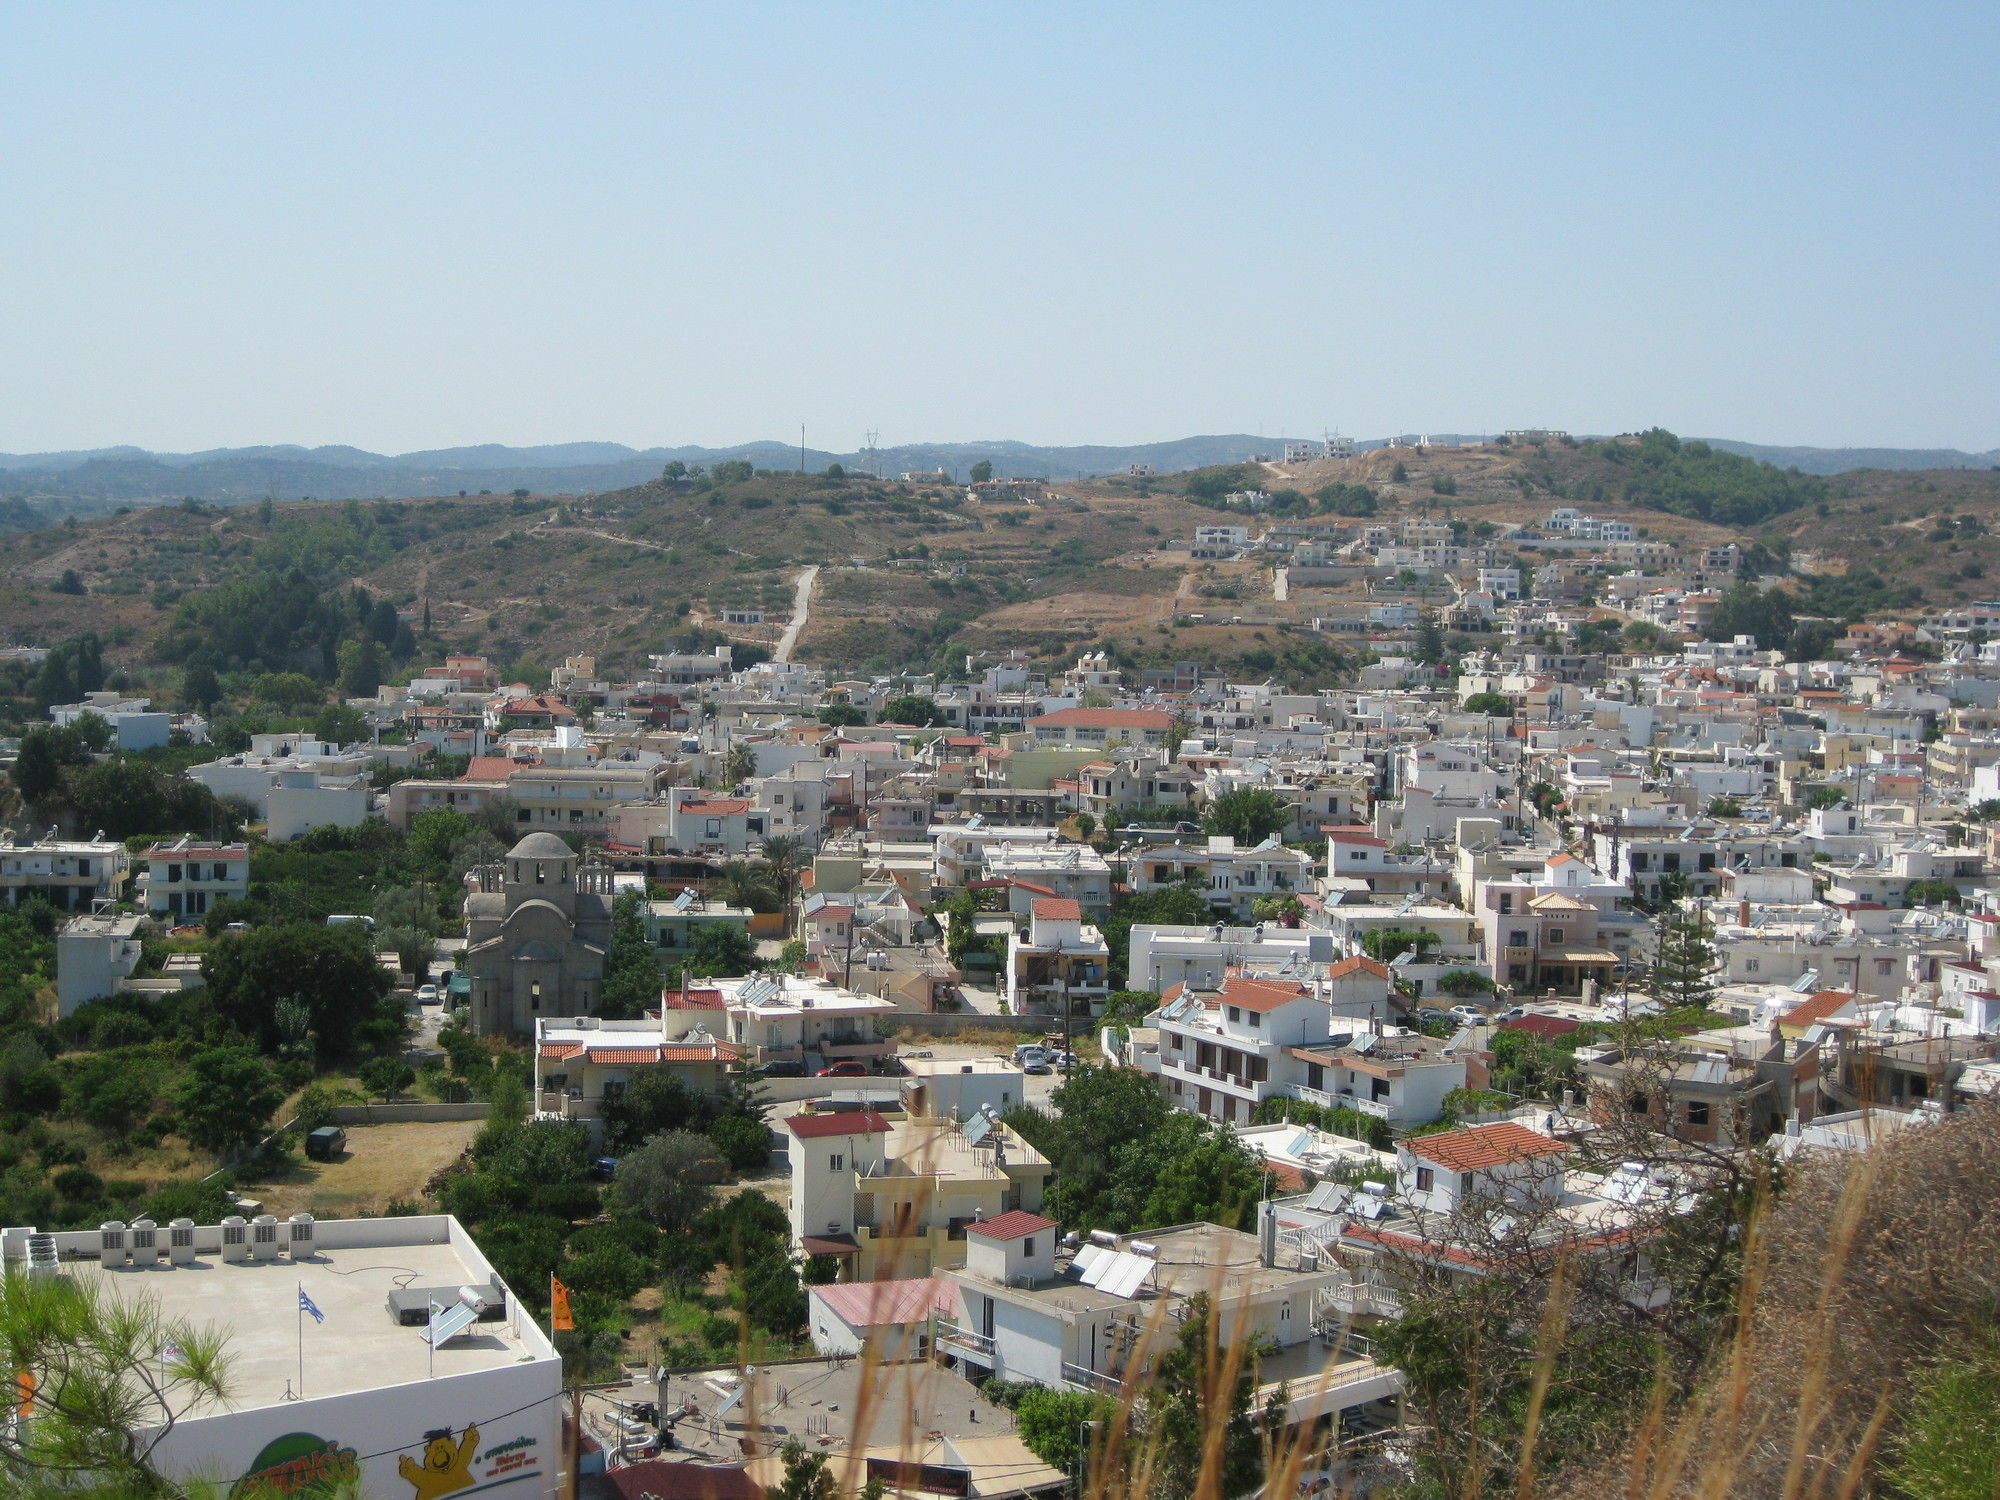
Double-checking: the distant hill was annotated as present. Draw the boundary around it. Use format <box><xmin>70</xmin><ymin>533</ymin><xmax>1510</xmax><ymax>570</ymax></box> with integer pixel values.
<box><xmin>1699</xmin><ymin>439</ymin><xmax>2000</xmax><ymax>475</ymax></box>
<box><xmin>3</xmin><ymin>433</ymin><xmax>1993</xmax><ymax>511</ymax></box>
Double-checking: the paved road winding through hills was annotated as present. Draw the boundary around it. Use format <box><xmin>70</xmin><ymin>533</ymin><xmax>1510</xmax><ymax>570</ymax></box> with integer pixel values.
<box><xmin>775</xmin><ymin>565</ymin><xmax>818</xmax><ymax>662</ymax></box>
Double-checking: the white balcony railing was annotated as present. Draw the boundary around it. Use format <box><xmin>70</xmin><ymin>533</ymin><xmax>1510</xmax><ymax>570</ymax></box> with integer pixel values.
<box><xmin>935</xmin><ymin>1323</ymin><xmax>995</xmax><ymax>1359</ymax></box>
<box><xmin>1062</xmin><ymin>1362</ymin><xmax>1124</xmax><ymax>1394</ymax></box>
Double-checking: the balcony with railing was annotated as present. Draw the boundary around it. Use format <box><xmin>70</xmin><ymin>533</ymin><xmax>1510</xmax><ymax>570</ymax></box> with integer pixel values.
<box><xmin>934</xmin><ymin>1322</ymin><xmax>995</xmax><ymax>1361</ymax></box>
<box><xmin>1062</xmin><ymin>1362</ymin><xmax>1125</xmax><ymax>1395</ymax></box>
<box><xmin>1282</xmin><ymin>1083</ymin><xmax>1392</xmax><ymax>1118</ymax></box>
<box><xmin>1317</xmin><ymin>1279</ymin><xmax>1404</xmax><ymax>1321</ymax></box>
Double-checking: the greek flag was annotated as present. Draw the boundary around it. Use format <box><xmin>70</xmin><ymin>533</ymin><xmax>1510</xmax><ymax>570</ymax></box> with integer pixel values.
<box><xmin>298</xmin><ymin>1286</ymin><xmax>325</xmax><ymax>1325</ymax></box>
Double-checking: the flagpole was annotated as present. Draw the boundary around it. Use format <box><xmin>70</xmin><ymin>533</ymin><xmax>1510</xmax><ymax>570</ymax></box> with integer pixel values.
<box><xmin>297</xmin><ymin>1284</ymin><xmax>304</xmax><ymax>1397</ymax></box>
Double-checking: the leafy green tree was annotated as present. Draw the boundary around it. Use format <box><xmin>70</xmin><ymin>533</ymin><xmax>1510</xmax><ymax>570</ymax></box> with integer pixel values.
<box><xmin>968</xmin><ymin>459</ymin><xmax>994</xmax><ymax>483</ymax></box>
<box><xmin>65</xmin><ymin>1057</ymin><xmax>154</xmax><ymax>1134</ymax></box>
<box><xmin>1463</xmin><ymin>691</ymin><xmax>1512</xmax><ymax>717</ymax></box>
<box><xmin>1707</xmin><ymin>582</ymin><xmax>1793</xmax><ymax>649</ymax></box>
<box><xmin>335</xmin><ymin>638</ymin><xmax>384</xmax><ymax>697</ymax></box>
<box><xmin>816</xmin><ymin>703</ymin><xmax>867</xmax><ymax>727</ymax></box>
<box><xmin>181</xmin><ymin>663</ymin><xmax>223</xmax><ymax>711</ymax></box>
<box><xmin>311</xmin><ymin>701</ymin><xmax>370</xmax><ymax>745</ymax></box>
<box><xmin>613</xmin><ymin>1130</ymin><xmax>724</xmax><ymax>1230</ymax></box>
<box><xmin>358</xmin><ymin>1056</ymin><xmax>416</xmax><ymax>1101</ymax></box>
<box><xmin>600</xmin><ymin>890</ymin><xmax>662</xmax><ymax>1019</ymax></box>
<box><xmin>1805</xmin><ymin>785</ymin><xmax>1848</xmax><ymax>810</ymax></box>
<box><xmin>1707</xmin><ymin>796</ymin><xmax>1742</xmax><ymax>818</ymax></box>
<box><xmin>1202</xmin><ymin>786</ymin><xmax>1290</xmax><ymax>845</ymax></box>
<box><xmin>879</xmin><ymin>694</ymin><xmax>948</xmax><ymax>727</ymax></box>
<box><xmin>11</xmin><ymin>726</ymin><xmax>90</xmax><ymax>803</ymax></box>
<box><xmin>709</xmin><ymin>1113</ymin><xmax>771</xmax><ymax>1173</ymax></box>
<box><xmin>1437</xmin><ymin>969</ymin><xmax>1496</xmax><ymax>997</ymax></box>
<box><xmin>201</xmin><ymin>924</ymin><xmax>391</xmax><ymax>1060</ymax></box>
<box><xmin>600</xmin><ymin>1067</ymin><xmax>719</xmax><ymax>1153</ymax></box>
<box><xmin>174</xmin><ymin>1047</ymin><xmax>284</xmax><ymax>1156</ymax></box>
<box><xmin>250</xmin><ymin>671</ymin><xmax>322</xmax><ymax>710</ymax></box>
<box><xmin>1905</xmin><ymin>878</ymin><xmax>1961</xmax><ymax>909</ymax></box>
<box><xmin>1013</xmin><ymin>1388</ymin><xmax>1113</xmax><ymax>1474</ymax></box>
<box><xmin>1138</xmin><ymin>1292</ymin><xmax>1268</xmax><ymax>1500</ymax></box>
<box><xmin>686</xmin><ymin>922</ymin><xmax>757</xmax><ymax>978</ymax></box>
<box><xmin>1359</xmin><ymin>927</ymin><xmax>1440</xmax><ymax>963</ymax></box>
<box><xmin>769</xmin><ymin>1440</ymin><xmax>839</xmax><ymax>1500</ymax></box>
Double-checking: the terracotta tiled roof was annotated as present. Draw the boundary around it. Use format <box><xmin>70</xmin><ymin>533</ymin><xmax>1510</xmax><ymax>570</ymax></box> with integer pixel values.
<box><xmin>1406</xmin><ymin>1122</ymin><xmax>1568</xmax><ymax>1172</ymax></box>
<box><xmin>1781</xmin><ymin>989</ymin><xmax>1859</xmax><ymax>1029</ymax></box>
<box><xmin>538</xmin><ymin>1042</ymin><xmax>583</xmax><ymax>1061</ymax></box>
<box><xmin>1324</xmin><ymin>955</ymin><xmax>1390</xmax><ymax>982</ymax></box>
<box><xmin>784</xmin><ymin>1110</ymin><xmax>891</xmax><ymax>1140</ymax></box>
<box><xmin>1028</xmin><ymin>708</ymin><xmax>1173</xmax><ymax>729</ymax></box>
<box><xmin>588</xmin><ymin>1047</ymin><xmax>663</xmax><ymax>1065</ymax></box>
<box><xmin>1218</xmin><ymin>976</ymin><xmax>1310</xmax><ymax>1013</ymax></box>
<box><xmin>1031</xmin><ymin>897</ymin><xmax>1082</xmax><ymax>921</ymax></box>
<box><xmin>810</xmin><ymin>1276</ymin><xmax>960</xmax><ymax>1328</ymax></box>
<box><xmin>965</xmin><ymin>1210</ymin><xmax>1058</xmax><ymax>1242</ymax></box>
<box><xmin>680</xmin><ymin>799</ymin><xmax>751</xmax><ymax>815</ymax></box>
<box><xmin>463</xmin><ymin>756</ymin><xmax>526</xmax><ymax>781</ymax></box>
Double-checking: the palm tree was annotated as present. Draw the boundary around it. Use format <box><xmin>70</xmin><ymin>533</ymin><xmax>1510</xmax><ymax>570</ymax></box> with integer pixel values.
<box><xmin>760</xmin><ymin>835</ymin><xmax>810</xmax><ymax>931</ymax></box>
<box><xmin>723</xmin><ymin>744</ymin><xmax>758</xmax><ymax>787</ymax></box>
<box><xmin>712</xmin><ymin>860</ymin><xmax>779</xmax><ymax>914</ymax></box>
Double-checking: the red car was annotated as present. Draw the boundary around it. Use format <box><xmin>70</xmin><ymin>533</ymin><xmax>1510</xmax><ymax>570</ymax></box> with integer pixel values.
<box><xmin>815</xmin><ymin>1061</ymin><xmax>869</xmax><ymax>1078</ymax></box>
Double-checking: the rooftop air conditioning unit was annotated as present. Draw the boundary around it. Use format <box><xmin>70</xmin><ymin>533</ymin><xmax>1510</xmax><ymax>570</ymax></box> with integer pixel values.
<box><xmin>130</xmin><ymin>1218</ymin><xmax>161</xmax><ymax>1266</ymax></box>
<box><xmin>249</xmin><ymin>1215</ymin><xmax>282</xmax><ymax>1262</ymax></box>
<box><xmin>288</xmin><ymin>1214</ymin><xmax>316</xmax><ymax>1258</ymax></box>
<box><xmin>99</xmin><ymin>1221</ymin><xmax>129</xmax><ymax>1267</ymax></box>
<box><xmin>167</xmin><ymin>1219</ymin><xmax>197</xmax><ymax>1264</ymax></box>
<box><xmin>219</xmin><ymin>1216</ymin><xmax>249</xmax><ymax>1263</ymax></box>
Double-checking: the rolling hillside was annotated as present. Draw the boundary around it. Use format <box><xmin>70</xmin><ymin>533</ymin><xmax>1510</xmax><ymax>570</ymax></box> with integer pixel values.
<box><xmin>4</xmin><ymin>434</ymin><xmax>1998</xmax><ymax>717</ymax></box>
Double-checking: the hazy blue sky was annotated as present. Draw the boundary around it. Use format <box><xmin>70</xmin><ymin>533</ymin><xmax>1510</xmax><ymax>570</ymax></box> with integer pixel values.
<box><xmin>1</xmin><ymin>4</ymin><xmax>1994</xmax><ymax>454</ymax></box>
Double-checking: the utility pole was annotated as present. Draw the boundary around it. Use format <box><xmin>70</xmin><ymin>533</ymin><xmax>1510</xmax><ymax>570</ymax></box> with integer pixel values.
<box><xmin>799</xmin><ymin>424</ymin><xmax>806</xmax><ymax>475</ymax></box>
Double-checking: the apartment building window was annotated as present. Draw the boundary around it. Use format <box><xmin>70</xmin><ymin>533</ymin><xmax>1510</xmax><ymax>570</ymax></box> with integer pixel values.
<box><xmin>1546</xmin><ymin>929</ymin><xmax>1564</xmax><ymax>946</ymax></box>
<box><xmin>1498</xmin><ymin>893</ymin><xmax>1513</xmax><ymax>914</ymax></box>
<box><xmin>1415</xmin><ymin>1167</ymin><xmax>1434</xmax><ymax>1192</ymax></box>
<box><xmin>1876</xmin><ymin>959</ymin><xmax>1893</xmax><ymax>977</ymax></box>
<box><xmin>1226</xmin><ymin>1006</ymin><xmax>1241</xmax><ymax>1024</ymax></box>
<box><xmin>829</xmin><ymin>1153</ymin><xmax>844</xmax><ymax>1172</ymax></box>
<box><xmin>1663</xmin><ymin>853</ymin><xmax>1681</xmax><ymax>872</ymax></box>
<box><xmin>1509</xmin><ymin>930</ymin><xmax>1530</xmax><ymax>948</ymax></box>
<box><xmin>164</xmin><ymin>865</ymin><xmax>180</xmax><ymax>884</ymax></box>
<box><xmin>1246</xmin><ymin>1011</ymin><xmax>1261</xmax><ymax>1029</ymax></box>
<box><xmin>1744</xmin><ymin>959</ymin><xmax>1760</xmax><ymax>973</ymax></box>
<box><xmin>1459</xmin><ymin>1172</ymin><xmax>1473</xmax><ymax>1195</ymax></box>
<box><xmin>1685</xmin><ymin>1102</ymin><xmax>1711</xmax><ymax>1126</ymax></box>
<box><xmin>1630</xmin><ymin>852</ymin><xmax>1650</xmax><ymax>872</ymax></box>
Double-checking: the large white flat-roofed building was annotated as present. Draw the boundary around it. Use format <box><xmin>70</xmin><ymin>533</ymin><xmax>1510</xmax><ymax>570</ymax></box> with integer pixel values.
<box><xmin>0</xmin><ymin>1213</ymin><xmax>561</xmax><ymax>1500</ymax></box>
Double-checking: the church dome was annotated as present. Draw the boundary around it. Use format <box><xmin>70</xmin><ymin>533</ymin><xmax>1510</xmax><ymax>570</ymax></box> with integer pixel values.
<box><xmin>508</xmin><ymin>832</ymin><xmax>576</xmax><ymax>860</ymax></box>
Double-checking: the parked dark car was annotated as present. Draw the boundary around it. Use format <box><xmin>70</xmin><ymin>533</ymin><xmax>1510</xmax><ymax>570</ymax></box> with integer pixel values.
<box><xmin>758</xmin><ymin>1060</ymin><xmax>807</xmax><ymax>1078</ymax></box>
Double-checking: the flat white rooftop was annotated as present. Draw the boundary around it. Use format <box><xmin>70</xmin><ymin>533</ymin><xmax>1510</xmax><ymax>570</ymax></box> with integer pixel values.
<box><xmin>77</xmin><ymin>1236</ymin><xmax>538</xmax><ymax>1411</ymax></box>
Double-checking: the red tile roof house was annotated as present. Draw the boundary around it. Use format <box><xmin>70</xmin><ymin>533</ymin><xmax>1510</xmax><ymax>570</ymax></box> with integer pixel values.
<box><xmin>1328</xmin><ymin>1122</ymin><xmax>1674</xmax><ymax>1315</ymax></box>
<box><xmin>1026</xmin><ymin>707</ymin><xmax>1176</xmax><ymax>747</ymax></box>
<box><xmin>807</xmin><ymin>1275</ymin><xmax>962</xmax><ymax>1359</ymax></box>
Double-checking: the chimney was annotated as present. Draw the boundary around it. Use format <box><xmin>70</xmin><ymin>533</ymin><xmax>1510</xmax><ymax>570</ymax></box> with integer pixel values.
<box><xmin>1739</xmin><ymin>899</ymin><xmax>1751</xmax><ymax>927</ymax></box>
<box><xmin>1258</xmin><ymin>1199</ymin><xmax>1278</xmax><ymax>1269</ymax></box>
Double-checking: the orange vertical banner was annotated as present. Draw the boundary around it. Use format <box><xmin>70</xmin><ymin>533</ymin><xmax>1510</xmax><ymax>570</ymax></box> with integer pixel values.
<box><xmin>550</xmin><ymin>1276</ymin><xmax>574</xmax><ymax>1332</ymax></box>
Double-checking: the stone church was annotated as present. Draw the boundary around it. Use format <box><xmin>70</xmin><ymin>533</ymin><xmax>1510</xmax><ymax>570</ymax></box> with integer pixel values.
<box><xmin>462</xmin><ymin>832</ymin><xmax>615</xmax><ymax>1037</ymax></box>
